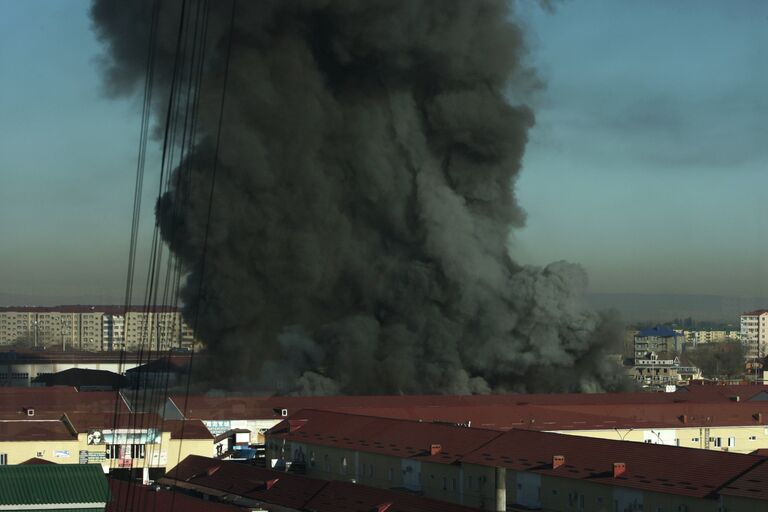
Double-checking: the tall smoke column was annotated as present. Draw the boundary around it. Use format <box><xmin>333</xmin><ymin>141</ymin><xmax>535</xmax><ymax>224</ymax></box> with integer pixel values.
<box><xmin>92</xmin><ymin>0</ymin><xmax>629</xmax><ymax>394</ymax></box>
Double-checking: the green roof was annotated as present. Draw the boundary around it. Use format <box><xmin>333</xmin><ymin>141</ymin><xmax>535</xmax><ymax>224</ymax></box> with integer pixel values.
<box><xmin>0</xmin><ymin>464</ymin><xmax>109</xmax><ymax>507</ymax></box>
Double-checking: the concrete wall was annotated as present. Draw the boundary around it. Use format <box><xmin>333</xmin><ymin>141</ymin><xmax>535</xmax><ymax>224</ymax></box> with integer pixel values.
<box><xmin>0</xmin><ymin>439</ymin><xmax>80</xmax><ymax>465</ymax></box>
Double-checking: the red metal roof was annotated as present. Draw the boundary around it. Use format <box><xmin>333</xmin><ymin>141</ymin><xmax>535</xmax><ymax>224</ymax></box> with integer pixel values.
<box><xmin>307</xmin><ymin>480</ymin><xmax>479</xmax><ymax>512</ymax></box>
<box><xmin>163</xmin><ymin>456</ymin><xmax>479</xmax><ymax>512</ymax></box>
<box><xmin>0</xmin><ymin>420</ymin><xmax>75</xmax><ymax>441</ymax></box>
<box><xmin>270</xmin><ymin>409</ymin><xmax>768</xmax><ymax>500</ymax></box>
<box><xmin>269</xmin><ymin>409</ymin><xmax>500</xmax><ymax>465</ymax></box>
<box><xmin>719</xmin><ymin>460</ymin><xmax>768</xmax><ymax>501</ymax></box>
<box><xmin>107</xmin><ymin>479</ymin><xmax>242</xmax><ymax>512</ymax></box>
<box><xmin>171</xmin><ymin>387</ymin><xmax>768</xmax><ymax>431</ymax></box>
<box><xmin>0</xmin><ymin>387</ymin><xmax>129</xmax><ymax>420</ymax></box>
<box><xmin>461</xmin><ymin>427</ymin><xmax>766</xmax><ymax>500</ymax></box>
<box><xmin>164</xmin><ymin>455</ymin><xmax>327</xmax><ymax>510</ymax></box>
<box><xmin>165</xmin><ymin>420</ymin><xmax>214</xmax><ymax>440</ymax></box>
<box><xmin>63</xmin><ymin>412</ymin><xmax>163</xmax><ymax>433</ymax></box>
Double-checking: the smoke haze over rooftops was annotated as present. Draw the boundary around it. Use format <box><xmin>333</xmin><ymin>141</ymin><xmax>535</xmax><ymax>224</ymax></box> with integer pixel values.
<box><xmin>90</xmin><ymin>0</ymin><xmax>629</xmax><ymax>394</ymax></box>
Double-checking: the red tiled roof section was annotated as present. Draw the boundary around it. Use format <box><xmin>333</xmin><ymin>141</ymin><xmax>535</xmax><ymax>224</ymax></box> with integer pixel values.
<box><xmin>308</xmin><ymin>480</ymin><xmax>479</xmax><ymax>512</ymax></box>
<box><xmin>107</xmin><ymin>479</ymin><xmax>242</xmax><ymax>512</ymax></box>
<box><xmin>163</xmin><ymin>456</ymin><xmax>480</xmax><ymax>512</ymax></box>
<box><xmin>165</xmin><ymin>420</ymin><xmax>214</xmax><ymax>440</ymax></box>
<box><xmin>164</xmin><ymin>455</ymin><xmax>326</xmax><ymax>510</ymax></box>
<box><xmin>268</xmin><ymin>409</ymin><xmax>500</xmax><ymax>464</ymax></box>
<box><xmin>720</xmin><ymin>460</ymin><xmax>768</xmax><ymax>501</ymax></box>
<box><xmin>0</xmin><ymin>387</ymin><xmax>129</xmax><ymax>420</ymax></box>
<box><xmin>0</xmin><ymin>420</ymin><xmax>75</xmax><ymax>441</ymax></box>
<box><xmin>64</xmin><ymin>412</ymin><xmax>163</xmax><ymax>433</ymax></box>
<box><xmin>461</xmin><ymin>428</ymin><xmax>765</xmax><ymax>499</ymax></box>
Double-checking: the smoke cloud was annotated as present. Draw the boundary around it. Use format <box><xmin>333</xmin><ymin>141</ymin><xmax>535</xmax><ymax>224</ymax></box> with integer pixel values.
<box><xmin>91</xmin><ymin>0</ymin><xmax>629</xmax><ymax>394</ymax></box>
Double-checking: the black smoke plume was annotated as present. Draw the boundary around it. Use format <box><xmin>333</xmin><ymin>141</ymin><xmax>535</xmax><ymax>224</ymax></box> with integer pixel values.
<box><xmin>91</xmin><ymin>0</ymin><xmax>629</xmax><ymax>394</ymax></box>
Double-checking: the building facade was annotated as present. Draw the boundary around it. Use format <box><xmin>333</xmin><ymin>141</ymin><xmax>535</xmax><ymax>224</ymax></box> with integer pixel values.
<box><xmin>633</xmin><ymin>326</ymin><xmax>682</xmax><ymax>358</ymax></box>
<box><xmin>0</xmin><ymin>306</ymin><xmax>198</xmax><ymax>352</ymax></box>
<box><xmin>740</xmin><ymin>310</ymin><xmax>768</xmax><ymax>359</ymax></box>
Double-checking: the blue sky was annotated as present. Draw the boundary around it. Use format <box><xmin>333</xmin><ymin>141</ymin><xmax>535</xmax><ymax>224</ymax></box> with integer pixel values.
<box><xmin>0</xmin><ymin>0</ymin><xmax>767</xmax><ymax>304</ymax></box>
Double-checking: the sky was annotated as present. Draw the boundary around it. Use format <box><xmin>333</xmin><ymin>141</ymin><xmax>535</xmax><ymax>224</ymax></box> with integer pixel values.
<box><xmin>0</xmin><ymin>0</ymin><xmax>767</xmax><ymax>305</ymax></box>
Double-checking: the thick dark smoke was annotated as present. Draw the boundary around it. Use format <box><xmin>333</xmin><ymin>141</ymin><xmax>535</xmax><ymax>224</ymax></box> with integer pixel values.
<box><xmin>92</xmin><ymin>0</ymin><xmax>629</xmax><ymax>394</ymax></box>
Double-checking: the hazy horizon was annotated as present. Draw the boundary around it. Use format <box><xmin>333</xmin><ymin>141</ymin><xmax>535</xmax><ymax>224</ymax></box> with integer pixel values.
<box><xmin>1</xmin><ymin>1</ymin><xmax>767</xmax><ymax>304</ymax></box>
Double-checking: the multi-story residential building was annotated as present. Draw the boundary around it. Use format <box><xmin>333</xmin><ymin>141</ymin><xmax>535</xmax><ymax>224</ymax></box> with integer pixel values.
<box><xmin>0</xmin><ymin>306</ymin><xmax>199</xmax><ymax>352</ymax></box>
<box><xmin>740</xmin><ymin>309</ymin><xmax>768</xmax><ymax>359</ymax></box>
<box><xmin>683</xmin><ymin>329</ymin><xmax>740</xmax><ymax>347</ymax></box>
<box><xmin>633</xmin><ymin>325</ymin><xmax>682</xmax><ymax>358</ymax></box>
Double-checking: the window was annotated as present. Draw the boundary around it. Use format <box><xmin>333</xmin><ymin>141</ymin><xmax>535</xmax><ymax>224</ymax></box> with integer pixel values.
<box><xmin>340</xmin><ymin>456</ymin><xmax>348</xmax><ymax>475</ymax></box>
<box><xmin>361</xmin><ymin>462</ymin><xmax>365</xmax><ymax>476</ymax></box>
<box><xmin>452</xmin><ymin>478</ymin><xmax>457</xmax><ymax>491</ymax></box>
<box><xmin>323</xmin><ymin>454</ymin><xmax>329</xmax><ymax>472</ymax></box>
<box><xmin>713</xmin><ymin>437</ymin><xmax>722</xmax><ymax>447</ymax></box>
<box><xmin>749</xmin><ymin>436</ymin><xmax>757</xmax><ymax>441</ymax></box>
<box><xmin>442</xmin><ymin>477</ymin><xmax>447</xmax><ymax>490</ymax></box>
<box><xmin>579</xmin><ymin>494</ymin><xmax>585</xmax><ymax>509</ymax></box>
<box><xmin>727</xmin><ymin>437</ymin><xmax>736</xmax><ymax>448</ymax></box>
<box><xmin>0</xmin><ymin>454</ymin><xmax>7</xmax><ymax>465</ymax></box>
<box><xmin>691</xmin><ymin>437</ymin><xmax>699</xmax><ymax>442</ymax></box>
<box><xmin>388</xmin><ymin>467</ymin><xmax>394</xmax><ymax>481</ymax></box>
<box><xmin>369</xmin><ymin>465</ymin><xmax>373</xmax><ymax>478</ymax></box>
<box><xmin>130</xmin><ymin>444</ymin><xmax>145</xmax><ymax>459</ymax></box>
<box><xmin>467</xmin><ymin>476</ymin><xmax>473</xmax><ymax>489</ymax></box>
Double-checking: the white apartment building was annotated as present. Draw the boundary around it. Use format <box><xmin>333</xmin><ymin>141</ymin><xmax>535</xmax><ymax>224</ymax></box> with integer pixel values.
<box><xmin>0</xmin><ymin>306</ymin><xmax>199</xmax><ymax>352</ymax></box>
<box><xmin>740</xmin><ymin>309</ymin><xmax>768</xmax><ymax>359</ymax></box>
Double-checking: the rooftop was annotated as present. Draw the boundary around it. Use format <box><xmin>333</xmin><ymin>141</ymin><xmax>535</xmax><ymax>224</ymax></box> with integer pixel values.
<box><xmin>0</xmin><ymin>420</ymin><xmax>75</xmax><ymax>442</ymax></box>
<box><xmin>165</xmin><ymin>419</ymin><xmax>214</xmax><ymax>440</ymax></box>
<box><xmin>636</xmin><ymin>325</ymin><xmax>679</xmax><ymax>338</ymax></box>
<box><xmin>270</xmin><ymin>409</ymin><xmax>768</xmax><ymax>500</ymax></box>
<box><xmin>720</xmin><ymin>460</ymin><xmax>768</xmax><ymax>501</ymax></box>
<box><xmin>268</xmin><ymin>409</ymin><xmax>500</xmax><ymax>465</ymax></box>
<box><xmin>0</xmin><ymin>463</ymin><xmax>110</xmax><ymax>507</ymax></box>
<box><xmin>107</xmin><ymin>479</ymin><xmax>241</xmax><ymax>512</ymax></box>
<box><xmin>163</xmin><ymin>455</ymin><xmax>480</xmax><ymax>512</ymax></box>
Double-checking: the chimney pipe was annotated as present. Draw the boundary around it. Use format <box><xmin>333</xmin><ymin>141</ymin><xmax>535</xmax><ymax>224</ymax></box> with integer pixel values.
<box><xmin>679</xmin><ymin>414</ymin><xmax>688</xmax><ymax>424</ymax></box>
<box><xmin>613</xmin><ymin>462</ymin><xmax>626</xmax><ymax>478</ymax></box>
<box><xmin>754</xmin><ymin>412</ymin><xmax>763</xmax><ymax>423</ymax></box>
<box><xmin>552</xmin><ymin>455</ymin><xmax>565</xmax><ymax>469</ymax></box>
<box><xmin>430</xmin><ymin>444</ymin><xmax>442</xmax><ymax>456</ymax></box>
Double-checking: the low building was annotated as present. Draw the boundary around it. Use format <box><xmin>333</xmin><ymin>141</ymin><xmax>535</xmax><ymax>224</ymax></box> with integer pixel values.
<box><xmin>266</xmin><ymin>409</ymin><xmax>768</xmax><ymax>512</ymax></box>
<box><xmin>0</xmin><ymin>463</ymin><xmax>110</xmax><ymax>511</ymax></box>
<box><xmin>631</xmin><ymin>352</ymin><xmax>702</xmax><ymax>388</ymax></box>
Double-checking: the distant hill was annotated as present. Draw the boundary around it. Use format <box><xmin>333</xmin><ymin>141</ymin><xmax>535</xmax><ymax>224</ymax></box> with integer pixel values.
<box><xmin>587</xmin><ymin>293</ymin><xmax>768</xmax><ymax>324</ymax></box>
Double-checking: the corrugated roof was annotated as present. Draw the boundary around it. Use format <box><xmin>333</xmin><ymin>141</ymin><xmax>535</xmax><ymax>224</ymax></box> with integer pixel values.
<box><xmin>107</xmin><ymin>479</ymin><xmax>241</xmax><ymax>512</ymax></box>
<box><xmin>720</xmin><ymin>460</ymin><xmax>768</xmax><ymax>501</ymax></box>
<box><xmin>0</xmin><ymin>464</ymin><xmax>109</xmax><ymax>506</ymax></box>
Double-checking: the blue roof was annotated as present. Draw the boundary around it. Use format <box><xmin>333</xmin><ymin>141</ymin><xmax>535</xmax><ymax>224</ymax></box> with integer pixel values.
<box><xmin>637</xmin><ymin>326</ymin><xmax>679</xmax><ymax>338</ymax></box>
